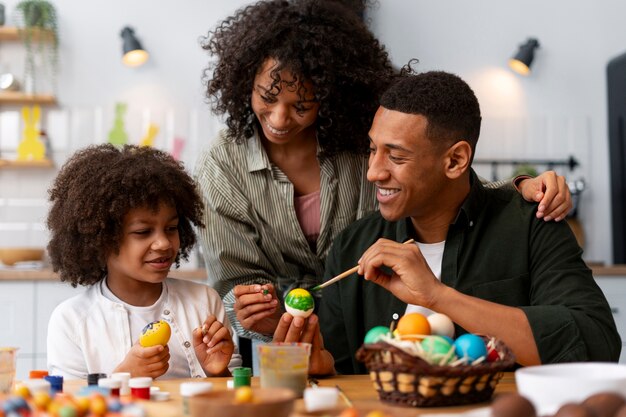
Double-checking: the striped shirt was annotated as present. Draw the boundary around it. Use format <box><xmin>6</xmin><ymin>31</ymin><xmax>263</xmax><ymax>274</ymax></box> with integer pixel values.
<box><xmin>194</xmin><ymin>130</ymin><xmax>376</xmax><ymax>341</ymax></box>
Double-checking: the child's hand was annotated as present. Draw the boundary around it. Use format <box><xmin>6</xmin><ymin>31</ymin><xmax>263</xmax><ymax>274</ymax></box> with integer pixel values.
<box><xmin>113</xmin><ymin>341</ymin><xmax>170</xmax><ymax>378</ymax></box>
<box><xmin>234</xmin><ymin>283</ymin><xmax>283</xmax><ymax>335</ymax></box>
<box><xmin>193</xmin><ymin>315</ymin><xmax>235</xmax><ymax>376</ymax></box>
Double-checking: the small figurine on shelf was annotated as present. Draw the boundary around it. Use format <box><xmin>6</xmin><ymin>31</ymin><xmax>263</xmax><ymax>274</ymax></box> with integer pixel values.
<box><xmin>139</xmin><ymin>123</ymin><xmax>158</xmax><ymax>147</ymax></box>
<box><xmin>108</xmin><ymin>102</ymin><xmax>128</xmax><ymax>146</ymax></box>
<box><xmin>17</xmin><ymin>105</ymin><xmax>45</xmax><ymax>161</ymax></box>
<box><xmin>171</xmin><ymin>136</ymin><xmax>185</xmax><ymax>161</ymax></box>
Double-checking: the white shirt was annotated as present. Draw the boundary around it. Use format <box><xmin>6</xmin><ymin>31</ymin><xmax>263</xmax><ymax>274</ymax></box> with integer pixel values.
<box><xmin>405</xmin><ymin>240</ymin><xmax>446</xmax><ymax>317</ymax></box>
<box><xmin>100</xmin><ymin>281</ymin><xmax>189</xmax><ymax>379</ymax></box>
<box><xmin>47</xmin><ymin>278</ymin><xmax>242</xmax><ymax>380</ymax></box>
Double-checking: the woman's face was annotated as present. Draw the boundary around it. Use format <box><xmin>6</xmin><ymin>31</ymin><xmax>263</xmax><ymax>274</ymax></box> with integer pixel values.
<box><xmin>251</xmin><ymin>58</ymin><xmax>320</xmax><ymax>147</ymax></box>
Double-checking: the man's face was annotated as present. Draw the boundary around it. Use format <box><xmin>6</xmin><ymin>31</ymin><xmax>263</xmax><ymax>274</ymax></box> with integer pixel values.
<box><xmin>367</xmin><ymin>107</ymin><xmax>447</xmax><ymax>222</ymax></box>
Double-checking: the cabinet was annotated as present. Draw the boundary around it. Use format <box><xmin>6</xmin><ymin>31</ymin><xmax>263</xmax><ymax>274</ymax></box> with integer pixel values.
<box><xmin>0</xmin><ymin>26</ymin><xmax>57</xmax><ymax>106</ymax></box>
<box><xmin>595</xmin><ymin>276</ymin><xmax>626</xmax><ymax>363</ymax></box>
<box><xmin>0</xmin><ymin>280</ymin><xmax>83</xmax><ymax>380</ymax></box>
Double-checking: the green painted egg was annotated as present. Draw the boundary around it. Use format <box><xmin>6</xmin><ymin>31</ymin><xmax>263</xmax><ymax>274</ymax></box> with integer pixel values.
<box><xmin>284</xmin><ymin>288</ymin><xmax>314</xmax><ymax>318</ymax></box>
<box><xmin>364</xmin><ymin>326</ymin><xmax>390</xmax><ymax>344</ymax></box>
<box><xmin>421</xmin><ymin>335</ymin><xmax>456</xmax><ymax>364</ymax></box>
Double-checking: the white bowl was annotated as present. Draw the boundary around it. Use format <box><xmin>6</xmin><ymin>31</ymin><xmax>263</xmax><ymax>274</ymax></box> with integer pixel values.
<box><xmin>516</xmin><ymin>363</ymin><xmax>626</xmax><ymax>415</ymax></box>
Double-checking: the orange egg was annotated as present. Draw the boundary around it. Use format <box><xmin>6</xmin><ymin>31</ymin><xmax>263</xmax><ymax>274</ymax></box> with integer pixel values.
<box><xmin>338</xmin><ymin>407</ymin><xmax>359</xmax><ymax>417</ymax></box>
<box><xmin>396</xmin><ymin>313</ymin><xmax>431</xmax><ymax>341</ymax></box>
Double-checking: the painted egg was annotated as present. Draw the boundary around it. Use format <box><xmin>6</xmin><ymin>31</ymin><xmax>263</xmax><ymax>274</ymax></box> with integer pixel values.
<box><xmin>487</xmin><ymin>345</ymin><xmax>500</xmax><ymax>362</ymax></box>
<box><xmin>284</xmin><ymin>288</ymin><xmax>315</xmax><ymax>318</ymax></box>
<box><xmin>421</xmin><ymin>335</ymin><xmax>456</xmax><ymax>364</ymax></box>
<box><xmin>427</xmin><ymin>313</ymin><xmax>455</xmax><ymax>339</ymax></box>
<box><xmin>421</xmin><ymin>335</ymin><xmax>452</xmax><ymax>355</ymax></box>
<box><xmin>364</xmin><ymin>326</ymin><xmax>390</xmax><ymax>344</ymax></box>
<box><xmin>396</xmin><ymin>313</ymin><xmax>431</xmax><ymax>341</ymax></box>
<box><xmin>139</xmin><ymin>320</ymin><xmax>171</xmax><ymax>347</ymax></box>
<box><xmin>234</xmin><ymin>386</ymin><xmax>254</xmax><ymax>404</ymax></box>
<box><xmin>453</xmin><ymin>333</ymin><xmax>487</xmax><ymax>362</ymax></box>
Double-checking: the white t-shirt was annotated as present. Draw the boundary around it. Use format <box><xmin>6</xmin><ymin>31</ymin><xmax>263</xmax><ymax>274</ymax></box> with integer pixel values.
<box><xmin>404</xmin><ymin>240</ymin><xmax>445</xmax><ymax>317</ymax></box>
<box><xmin>101</xmin><ymin>281</ymin><xmax>189</xmax><ymax>379</ymax></box>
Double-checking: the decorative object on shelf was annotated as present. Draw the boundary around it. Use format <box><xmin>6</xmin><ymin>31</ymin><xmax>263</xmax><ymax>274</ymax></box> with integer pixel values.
<box><xmin>108</xmin><ymin>102</ymin><xmax>128</xmax><ymax>146</ymax></box>
<box><xmin>0</xmin><ymin>4</ymin><xmax>5</xmax><ymax>26</ymax></box>
<box><xmin>120</xmin><ymin>26</ymin><xmax>149</xmax><ymax>67</ymax></box>
<box><xmin>139</xmin><ymin>123</ymin><xmax>159</xmax><ymax>147</ymax></box>
<box><xmin>14</xmin><ymin>0</ymin><xmax>58</xmax><ymax>94</ymax></box>
<box><xmin>509</xmin><ymin>38</ymin><xmax>540</xmax><ymax>76</ymax></box>
<box><xmin>17</xmin><ymin>104</ymin><xmax>45</xmax><ymax>161</ymax></box>
<box><xmin>0</xmin><ymin>72</ymin><xmax>19</xmax><ymax>91</ymax></box>
<box><xmin>171</xmin><ymin>136</ymin><xmax>185</xmax><ymax>160</ymax></box>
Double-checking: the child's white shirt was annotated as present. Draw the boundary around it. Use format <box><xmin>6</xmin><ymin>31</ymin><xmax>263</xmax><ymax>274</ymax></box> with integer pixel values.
<box><xmin>47</xmin><ymin>278</ymin><xmax>242</xmax><ymax>379</ymax></box>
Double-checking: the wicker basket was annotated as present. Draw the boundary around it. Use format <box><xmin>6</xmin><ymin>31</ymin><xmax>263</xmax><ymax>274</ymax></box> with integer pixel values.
<box><xmin>356</xmin><ymin>336</ymin><xmax>515</xmax><ymax>407</ymax></box>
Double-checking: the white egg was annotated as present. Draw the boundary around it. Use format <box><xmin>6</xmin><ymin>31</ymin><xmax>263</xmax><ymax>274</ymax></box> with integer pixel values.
<box><xmin>285</xmin><ymin>304</ymin><xmax>314</xmax><ymax>318</ymax></box>
<box><xmin>427</xmin><ymin>313</ymin><xmax>455</xmax><ymax>338</ymax></box>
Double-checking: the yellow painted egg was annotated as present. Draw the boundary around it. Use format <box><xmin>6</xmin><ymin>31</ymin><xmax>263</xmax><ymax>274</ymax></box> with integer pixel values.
<box><xmin>234</xmin><ymin>386</ymin><xmax>254</xmax><ymax>404</ymax></box>
<box><xmin>284</xmin><ymin>288</ymin><xmax>315</xmax><ymax>318</ymax></box>
<box><xmin>139</xmin><ymin>320</ymin><xmax>171</xmax><ymax>347</ymax></box>
<box><xmin>33</xmin><ymin>391</ymin><xmax>51</xmax><ymax>410</ymax></box>
<box><xmin>13</xmin><ymin>383</ymin><xmax>31</xmax><ymax>398</ymax></box>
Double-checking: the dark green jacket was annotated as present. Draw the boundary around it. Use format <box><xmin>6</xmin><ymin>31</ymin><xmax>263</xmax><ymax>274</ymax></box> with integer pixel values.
<box><xmin>319</xmin><ymin>170</ymin><xmax>621</xmax><ymax>374</ymax></box>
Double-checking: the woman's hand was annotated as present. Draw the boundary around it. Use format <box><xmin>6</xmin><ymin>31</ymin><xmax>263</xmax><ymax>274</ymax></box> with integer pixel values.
<box><xmin>193</xmin><ymin>315</ymin><xmax>235</xmax><ymax>376</ymax></box>
<box><xmin>234</xmin><ymin>283</ymin><xmax>283</xmax><ymax>335</ymax></box>
<box><xmin>517</xmin><ymin>171</ymin><xmax>572</xmax><ymax>221</ymax></box>
<box><xmin>273</xmin><ymin>312</ymin><xmax>335</xmax><ymax>376</ymax></box>
<box><xmin>113</xmin><ymin>342</ymin><xmax>170</xmax><ymax>378</ymax></box>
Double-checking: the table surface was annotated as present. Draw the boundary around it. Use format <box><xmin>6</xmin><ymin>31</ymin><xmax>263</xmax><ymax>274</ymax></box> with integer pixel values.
<box><xmin>61</xmin><ymin>373</ymin><xmax>517</xmax><ymax>417</ymax></box>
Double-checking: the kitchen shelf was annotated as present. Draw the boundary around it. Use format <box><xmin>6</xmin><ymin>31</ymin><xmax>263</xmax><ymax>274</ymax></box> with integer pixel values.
<box><xmin>0</xmin><ymin>26</ymin><xmax>56</xmax><ymax>42</ymax></box>
<box><xmin>0</xmin><ymin>91</ymin><xmax>56</xmax><ymax>105</ymax></box>
<box><xmin>0</xmin><ymin>159</ymin><xmax>54</xmax><ymax>169</ymax></box>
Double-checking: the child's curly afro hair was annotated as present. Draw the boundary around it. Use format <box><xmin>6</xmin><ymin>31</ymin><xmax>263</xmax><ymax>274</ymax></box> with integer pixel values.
<box><xmin>46</xmin><ymin>144</ymin><xmax>204</xmax><ymax>287</ymax></box>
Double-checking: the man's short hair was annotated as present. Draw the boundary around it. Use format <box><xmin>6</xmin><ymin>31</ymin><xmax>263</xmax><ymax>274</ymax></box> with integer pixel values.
<box><xmin>380</xmin><ymin>71</ymin><xmax>482</xmax><ymax>155</ymax></box>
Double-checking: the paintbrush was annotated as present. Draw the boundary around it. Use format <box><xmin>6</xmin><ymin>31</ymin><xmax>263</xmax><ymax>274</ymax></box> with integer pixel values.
<box><xmin>310</xmin><ymin>238</ymin><xmax>415</xmax><ymax>291</ymax></box>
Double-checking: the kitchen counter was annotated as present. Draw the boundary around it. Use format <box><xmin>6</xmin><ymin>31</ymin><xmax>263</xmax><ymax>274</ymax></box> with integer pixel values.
<box><xmin>0</xmin><ymin>268</ymin><xmax>208</xmax><ymax>281</ymax></box>
<box><xmin>1</xmin><ymin>265</ymin><xmax>626</xmax><ymax>281</ymax></box>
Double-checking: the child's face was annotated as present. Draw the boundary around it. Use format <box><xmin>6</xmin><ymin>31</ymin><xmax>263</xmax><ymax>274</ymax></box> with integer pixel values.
<box><xmin>106</xmin><ymin>202</ymin><xmax>180</xmax><ymax>287</ymax></box>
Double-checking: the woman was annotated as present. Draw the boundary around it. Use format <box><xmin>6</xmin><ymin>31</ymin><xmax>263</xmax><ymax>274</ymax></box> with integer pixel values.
<box><xmin>195</xmin><ymin>0</ymin><xmax>571</xmax><ymax>347</ymax></box>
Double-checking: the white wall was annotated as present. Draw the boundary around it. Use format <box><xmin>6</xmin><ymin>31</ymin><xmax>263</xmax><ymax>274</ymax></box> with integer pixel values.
<box><xmin>367</xmin><ymin>0</ymin><xmax>625</xmax><ymax>263</ymax></box>
<box><xmin>0</xmin><ymin>0</ymin><xmax>622</xmax><ymax>263</ymax></box>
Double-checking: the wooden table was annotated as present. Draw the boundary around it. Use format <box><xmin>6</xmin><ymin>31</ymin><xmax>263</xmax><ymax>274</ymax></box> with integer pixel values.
<box><xmin>63</xmin><ymin>373</ymin><xmax>516</xmax><ymax>417</ymax></box>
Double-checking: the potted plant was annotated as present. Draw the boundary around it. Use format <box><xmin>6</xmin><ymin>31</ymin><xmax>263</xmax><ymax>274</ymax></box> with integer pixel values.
<box><xmin>14</xmin><ymin>0</ymin><xmax>58</xmax><ymax>94</ymax></box>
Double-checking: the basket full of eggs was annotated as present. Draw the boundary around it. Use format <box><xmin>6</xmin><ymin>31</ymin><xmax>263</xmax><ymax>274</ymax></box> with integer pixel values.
<box><xmin>356</xmin><ymin>312</ymin><xmax>515</xmax><ymax>408</ymax></box>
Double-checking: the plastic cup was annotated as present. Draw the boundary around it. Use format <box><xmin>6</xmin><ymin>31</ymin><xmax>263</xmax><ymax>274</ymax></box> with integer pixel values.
<box><xmin>257</xmin><ymin>342</ymin><xmax>311</xmax><ymax>397</ymax></box>
<box><xmin>0</xmin><ymin>347</ymin><xmax>18</xmax><ymax>394</ymax></box>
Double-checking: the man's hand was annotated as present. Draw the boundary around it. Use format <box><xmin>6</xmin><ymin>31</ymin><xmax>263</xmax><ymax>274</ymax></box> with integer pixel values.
<box><xmin>517</xmin><ymin>171</ymin><xmax>572</xmax><ymax>221</ymax></box>
<box><xmin>234</xmin><ymin>283</ymin><xmax>283</xmax><ymax>335</ymax></box>
<box><xmin>357</xmin><ymin>238</ymin><xmax>444</xmax><ymax>309</ymax></box>
<box><xmin>273</xmin><ymin>313</ymin><xmax>335</xmax><ymax>376</ymax></box>
<box><xmin>113</xmin><ymin>342</ymin><xmax>170</xmax><ymax>378</ymax></box>
<box><xmin>193</xmin><ymin>315</ymin><xmax>235</xmax><ymax>376</ymax></box>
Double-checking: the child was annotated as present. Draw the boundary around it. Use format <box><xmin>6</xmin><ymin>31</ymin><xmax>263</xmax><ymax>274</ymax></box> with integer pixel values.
<box><xmin>46</xmin><ymin>144</ymin><xmax>241</xmax><ymax>379</ymax></box>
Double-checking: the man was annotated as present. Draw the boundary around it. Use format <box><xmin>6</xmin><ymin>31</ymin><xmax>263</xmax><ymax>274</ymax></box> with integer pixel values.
<box><xmin>319</xmin><ymin>71</ymin><xmax>620</xmax><ymax>374</ymax></box>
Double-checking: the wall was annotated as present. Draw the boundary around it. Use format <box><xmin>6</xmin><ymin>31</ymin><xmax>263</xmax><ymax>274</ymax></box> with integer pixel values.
<box><xmin>0</xmin><ymin>0</ymin><xmax>623</xmax><ymax>263</ymax></box>
<box><xmin>367</xmin><ymin>0</ymin><xmax>626</xmax><ymax>263</ymax></box>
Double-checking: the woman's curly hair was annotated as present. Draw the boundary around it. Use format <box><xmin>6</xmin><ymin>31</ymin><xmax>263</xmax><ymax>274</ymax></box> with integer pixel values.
<box><xmin>46</xmin><ymin>144</ymin><xmax>205</xmax><ymax>287</ymax></box>
<box><xmin>201</xmin><ymin>0</ymin><xmax>395</xmax><ymax>158</ymax></box>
